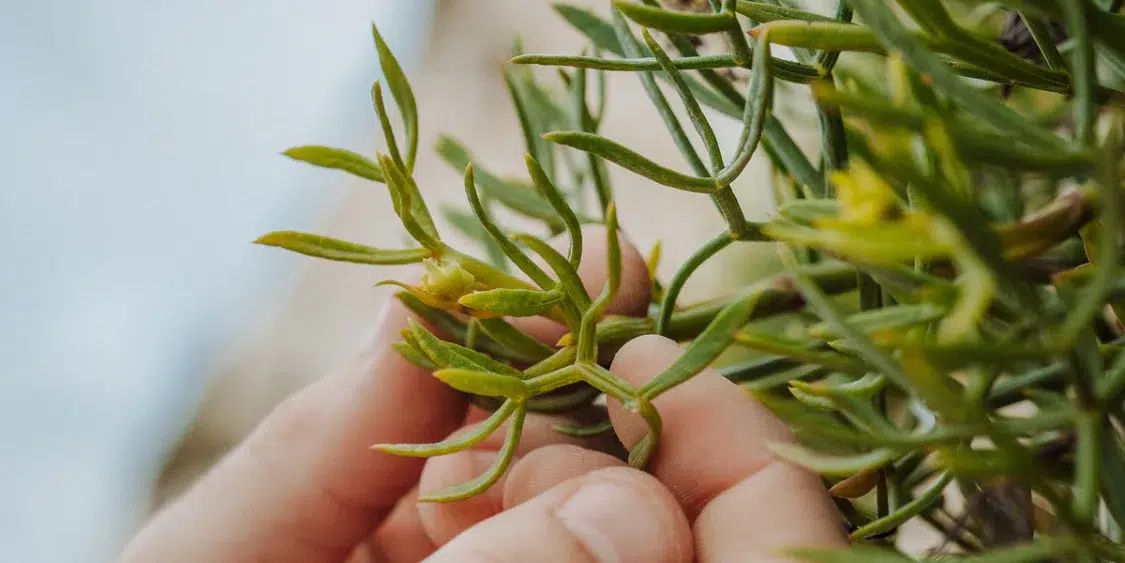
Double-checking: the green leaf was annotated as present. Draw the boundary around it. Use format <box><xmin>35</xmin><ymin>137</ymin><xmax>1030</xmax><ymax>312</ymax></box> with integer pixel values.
<box><xmin>809</xmin><ymin>304</ymin><xmax>946</xmax><ymax>340</ymax></box>
<box><xmin>778</xmin><ymin>245</ymin><xmax>915</xmax><ymax>393</ymax></box>
<box><xmin>371</xmin><ymin>23</ymin><xmax>419</xmax><ymax>170</ymax></box>
<box><xmin>715</xmin><ymin>26</ymin><xmax>773</xmax><ymax>186</ymax></box>
<box><xmin>544</xmin><ymin>131</ymin><xmax>715</xmax><ymax>192</ymax></box>
<box><xmin>768</xmin><ymin>443</ymin><xmax>897</xmax><ymax>477</ymax></box>
<box><xmin>787</xmin><ymin>547</ymin><xmax>911</xmax><ymax>563</ymax></box>
<box><xmin>462</xmin><ymin>164</ymin><xmax>557</xmax><ymax>291</ymax></box>
<box><xmin>734</xmin><ymin>332</ymin><xmax>869</xmax><ymax>374</ymax></box>
<box><xmin>283</xmin><ymin>145</ymin><xmax>384</xmax><ymax>182</ymax></box>
<box><xmin>847</xmin><ymin>0</ymin><xmax>1068</xmax><ymax>153</ymax></box>
<box><xmin>657</xmin><ymin>232</ymin><xmax>735</xmax><ymax>336</ymax></box>
<box><xmin>849</xmin><ymin>472</ymin><xmax>951</xmax><ymax>540</ymax></box>
<box><xmin>524</xmin><ymin>382</ymin><xmax>598</xmax><ymax>413</ymax></box>
<box><xmin>418</xmin><ymin>404</ymin><xmax>526</xmax><ymax>502</ymax></box>
<box><xmin>477</xmin><ymin>318</ymin><xmax>556</xmax><ymax>363</ymax></box>
<box><xmin>408</xmin><ymin>319</ymin><xmax>522</xmax><ymax>377</ymax></box>
<box><xmin>956</xmin><ymin>536</ymin><xmax>1084</xmax><ymax>563</ymax></box>
<box><xmin>641</xmin><ymin>29</ymin><xmax>723</xmax><ymax>173</ymax></box>
<box><xmin>553</xmin><ymin>3</ymin><xmax>625</xmax><ymax>56</ymax></box>
<box><xmin>734</xmin><ymin>1</ymin><xmax>837</xmax><ymax>23</ymax></box>
<box><xmin>434</xmin><ymin>368</ymin><xmax>531</xmax><ymax>398</ymax></box>
<box><xmin>378</xmin><ymin>156</ymin><xmax>441</xmax><ymax>248</ymax></box>
<box><xmin>576</xmin><ymin>203</ymin><xmax>622</xmax><ymax>362</ymax></box>
<box><xmin>441</xmin><ymin>205</ymin><xmax>509</xmax><ymax>273</ymax></box>
<box><xmin>811</xmin><ymin>85</ymin><xmax>1092</xmax><ymax>172</ymax></box>
<box><xmin>778</xmin><ymin>199</ymin><xmax>841</xmax><ymax>224</ymax></box>
<box><xmin>373</xmin><ymin>399</ymin><xmax>518</xmax><ymax>457</ymax></box>
<box><xmin>254</xmin><ymin>231</ymin><xmax>430</xmax><ymax>265</ymax></box>
<box><xmin>371</xmin><ymin>80</ymin><xmax>407</xmax><ymax>172</ymax></box>
<box><xmin>791</xmin><ymin>374</ymin><xmax>888</xmax><ymax>399</ymax></box>
<box><xmin>526</xmin><ymin>154</ymin><xmax>582</xmax><ymax>266</ymax></box>
<box><xmin>610</xmin><ymin>7</ymin><xmax>709</xmax><ymax>180</ymax></box>
<box><xmin>435</xmin><ymin>135</ymin><xmax>566</xmax><ymax>224</ymax></box>
<box><xmin>371</xmin><ymin>88</ymin><xmax>437</xmax><ymax>239</ymax></box>
<box><xmin>512</xmin><ymin>233</ymin><xmax>592</xmax><ymax>310</ymax></box>
<box><xmin>503</xmin><ymin>67</ymin><xmax>549</xmax><ymax>181</ymax></box>
<box><xmin>613</xmin><ymin>0</ymin><xmax>735</xmax><ymax>34</ymax></box>
<box><xmin>391</xmin><ymin>340</ymin><xmax>438</xmax><ymax>370</ymax></box>
<box><xmin>459</xmin><ymin>288</ymin><xmax>563</xmax><ymax>317</ymax></box>
<box><xmin>642</xmin><ymin>292</ymin><xmax>760</xmax><ymax>399</ymax></box>
<box><xmin>1100</xmin><ymin>425</ymin><xmax>1125</xmax><ymax>534</ymax></box>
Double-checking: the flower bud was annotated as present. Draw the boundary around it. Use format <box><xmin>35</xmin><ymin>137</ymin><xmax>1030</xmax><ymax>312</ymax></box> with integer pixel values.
<box><xmin>419</xmin><ymin>258</ymin><xmax>476</xmax><ymax>302</ymax></box>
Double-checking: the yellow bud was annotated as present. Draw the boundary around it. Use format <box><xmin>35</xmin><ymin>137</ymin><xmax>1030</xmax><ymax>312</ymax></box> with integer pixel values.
<box><xmin>830</xmin><ymin>160</ymin><xmax>899</xmax><ymax>225</ymax></box>
<box><xmin>419</xmin><ymin>258</ymin><xmax>476</xmax><ymax>302</ymax></box>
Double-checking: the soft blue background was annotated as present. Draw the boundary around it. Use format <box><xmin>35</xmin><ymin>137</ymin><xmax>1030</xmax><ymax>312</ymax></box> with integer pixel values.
<box><xmin>0</xmin><ymin>2</ymin><xmax>435</xmax><ymax>561</ymax></box>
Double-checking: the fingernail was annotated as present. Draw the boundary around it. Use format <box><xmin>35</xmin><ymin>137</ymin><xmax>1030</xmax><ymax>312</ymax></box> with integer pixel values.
<box><xmin>555</xmin><ymin>481</ymin><xmax>669</xmax><ymax>563</ymax></box>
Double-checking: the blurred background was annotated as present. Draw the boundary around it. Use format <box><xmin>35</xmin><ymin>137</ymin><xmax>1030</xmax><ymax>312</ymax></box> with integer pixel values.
<box><xmin>0</xmin><ymin>1</ymin><xmax>813</xmax><ymax>561</ymax></box>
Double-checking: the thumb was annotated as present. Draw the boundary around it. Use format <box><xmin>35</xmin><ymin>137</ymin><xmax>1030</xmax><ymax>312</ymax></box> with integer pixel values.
<box><xmin>424</xmin><ymin>467</ymin><xmax>692</xmax><ymax>562</ymax></box>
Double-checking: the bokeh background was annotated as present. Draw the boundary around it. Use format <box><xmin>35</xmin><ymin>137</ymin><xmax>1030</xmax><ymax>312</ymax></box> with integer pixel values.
<box><xmin>1</xmin><ymin>1</ymin><xmax>823</xmax><ymax>561</ymax></box>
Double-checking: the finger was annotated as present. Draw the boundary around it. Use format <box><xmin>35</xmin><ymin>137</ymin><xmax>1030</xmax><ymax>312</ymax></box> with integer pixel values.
<box><xmin>122</xmin><ymin>299</ymin><xmax>469</xmax><ymax>563</ymax></box>
<box><xmin>509</xmin><ymin>225</ymin><xmax>650</xmax><ymax>345</ymax></box>
<box><xmin>606</xmin><ymin>335</ymin><xmax>847</xmax><ymax>560</ymax></box>
<box><xmin>416</xmin><ymin>407</ymin><xmax>625</xmax><ymax>546</ymax></box>
<box><xmin>426</xmin><ymin>467</ymin><xmax>693</xmax><ymax>563</ymax></box>
<box><xmin>502</xmin><ymin>445</ymin><xmax>624</xmax><ymax>508</ymax></box>
<box><xmin>421</xmin><ymin>445</ymin><xmax>624</xmax><ymax>544</ymax></box>
<box><xmin>363</xmin><ymin>487</ymin><xmax>435</xmax><ymax>563</ymax></box>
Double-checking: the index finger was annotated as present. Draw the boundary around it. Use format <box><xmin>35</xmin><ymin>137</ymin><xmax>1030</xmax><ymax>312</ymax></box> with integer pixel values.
<box><xmin>122</xmin><ymin>298</ymin><xmax>469</xmax><ymax>563</ymax></box>
<box><xmin>606</xmin><ymin>335</ymin><xmax>848</xmax><ymax>561</ymax></box>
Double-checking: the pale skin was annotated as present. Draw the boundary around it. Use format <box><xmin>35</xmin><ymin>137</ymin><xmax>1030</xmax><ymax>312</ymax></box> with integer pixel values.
<box><xmin>122</xmin><ymin>227</ymin><xmax>848</xmax><ymax>562</ymax></box>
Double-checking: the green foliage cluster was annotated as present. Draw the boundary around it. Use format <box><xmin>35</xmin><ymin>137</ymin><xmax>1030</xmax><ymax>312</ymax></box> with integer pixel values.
<box><xmin>255</xmin><ymin>1</ymin><xmax>1125</xmax><ymax>559</ymax></box>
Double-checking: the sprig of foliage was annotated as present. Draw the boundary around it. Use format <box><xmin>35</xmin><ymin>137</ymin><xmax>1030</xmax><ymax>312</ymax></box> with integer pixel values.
<box><xmin>256</xmin><ymin>3</ymin><xmax>1125</xmax><ymax>560</ymax></box>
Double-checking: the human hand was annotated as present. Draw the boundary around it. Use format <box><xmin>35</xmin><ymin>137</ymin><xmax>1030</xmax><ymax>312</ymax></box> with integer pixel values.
<box><xmin>121</xmin><ymin>227</ymin><xmax>846</xmax><ymax>562</ymax></box>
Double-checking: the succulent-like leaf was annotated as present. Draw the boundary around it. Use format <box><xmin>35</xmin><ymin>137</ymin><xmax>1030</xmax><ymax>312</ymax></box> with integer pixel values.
<box><xmin>371</xmin><ymin>23</ymin><xmax>418</xmax><ymax>170</ymax></box>
<box><xmin>254</xmin><ymin>231</ymin><xmax>430</xmax><ymax>265</ymax></box>
<box><xmin>459</xmin><ymin>288</ymin><xmax>563</xmax><ymax>318</ymax></box>
<box><xmin>283</xmin><ymin>145</ymin><xmax>384</xmax><ymax>182</ymax></box>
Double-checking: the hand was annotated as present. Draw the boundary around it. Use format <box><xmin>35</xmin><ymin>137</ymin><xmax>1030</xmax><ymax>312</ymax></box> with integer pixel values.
<box><xmin>121</xmin><ymin>228</ymin><xmax>846</xmax><ymax>562</ymax></box>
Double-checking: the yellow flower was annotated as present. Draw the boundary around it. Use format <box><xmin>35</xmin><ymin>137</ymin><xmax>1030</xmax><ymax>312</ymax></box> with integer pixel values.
<box><xmin>829</xmin><ymin>160</ymin><xmax>900</xmax><ymax>226</ymax></box>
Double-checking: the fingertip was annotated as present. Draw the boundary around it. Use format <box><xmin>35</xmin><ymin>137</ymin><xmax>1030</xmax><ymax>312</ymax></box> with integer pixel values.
<box><xmin>426</xmin><ymin>466</ymin><xmax>692</xmax><ymax>563</ymax></box>
<box><xmin>576</xmin><ymin>224</ymin><xmax>650</xmax><ymax>317</ymax></box>
<box><xmin>416</xmin><ymin>450</ymin><xmax>510</xmax><ymax>546</ymax></box>
<box><xmin>502</xmin><ymin>445</ymin><xmax>624</xmax><ymax>509</ymax></box>
<box><xmin>609</xmin><ymin>334</ymin><xmax>682</xmax><ymax>382</ymax></box>
<box><xmin>552</xmin><ymin>467</ymin><xmax>693</xmax><ymax>563</ymax></box>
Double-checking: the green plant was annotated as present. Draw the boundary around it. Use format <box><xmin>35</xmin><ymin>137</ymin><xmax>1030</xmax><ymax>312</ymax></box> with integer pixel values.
<box><xmin>254</xmin><ymin>0</ymin><xmax>1125</xmax><ymax>560</ymax></box>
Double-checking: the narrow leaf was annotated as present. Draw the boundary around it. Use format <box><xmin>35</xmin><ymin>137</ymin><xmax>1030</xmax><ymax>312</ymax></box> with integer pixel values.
<box><xmin>768</xmin><ymin>442</ymin><xmax>897</xmax><ymax>477</ymax></box>
<box><xmin>254</xmin><ymin>231</ymin><xmax>430</xmax><ymax>265</ymax></box>
<box><xmin>734</xmin><ymin>1</ymin><xmax>837</xmax><ymax>23</ymax></box>
<box><xmin>642</xmin><ymin>292</ymin><xmax>760</xmax><ymax>399</ymax></box>
<box><xmin>614</xmin><ymin>0</ymin><xmax>735</xmax><ymax>34</ymax></box>
<box><xmin>544</xmin><ymin>131</ymin><xmax>715</xmax><ymax>192</ymax></box>
<box><xmin>477</xmin><ymin>318</ymin><xmax>556</xmax><ymax>363</ymax></box>
<box><xmin>371</xmin><ymin>23</ymin><xmax>419</xmax><ymax>170</ymax></box>
<box><xmin>283</xmin><ymin>146</ymin><xmax>384</xmax><ymax>182</ymax></box>
<box><xmin>553</xmin><ymin>3</ymin><xmax>625</xmax><ymax>55</ymax></box>
<box><xmin>418</xmin><ymin>404</ymin><xmax>526</xmax><ymax>502</ymax></box>
<box><xmin>372</xmin><ymin>399</ymin><xmax>518</xmax><ymax>457</ymax></box>
<box><xmin>434</xmin><ymin>368</ymin><xmax>531</xmax><ymax>399</ymax></box>
<box><xmin>436</xmin><ymin>136</ymin><xmax>566</xmax><ymax>223</ymax></box>
<box><xmin>459</xmin><ymin>288</ymin><xmax>563</xmax><ymax>317</ymax></box>
<box><xmin>512</xmin><ymin>233</ymin><xmax>592</xmax><ymax>310</ymax></box>
<box><xmin>526</xmin><ymin>154</ymin><xmax>583</xmax><ymax>266</ymax></box>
